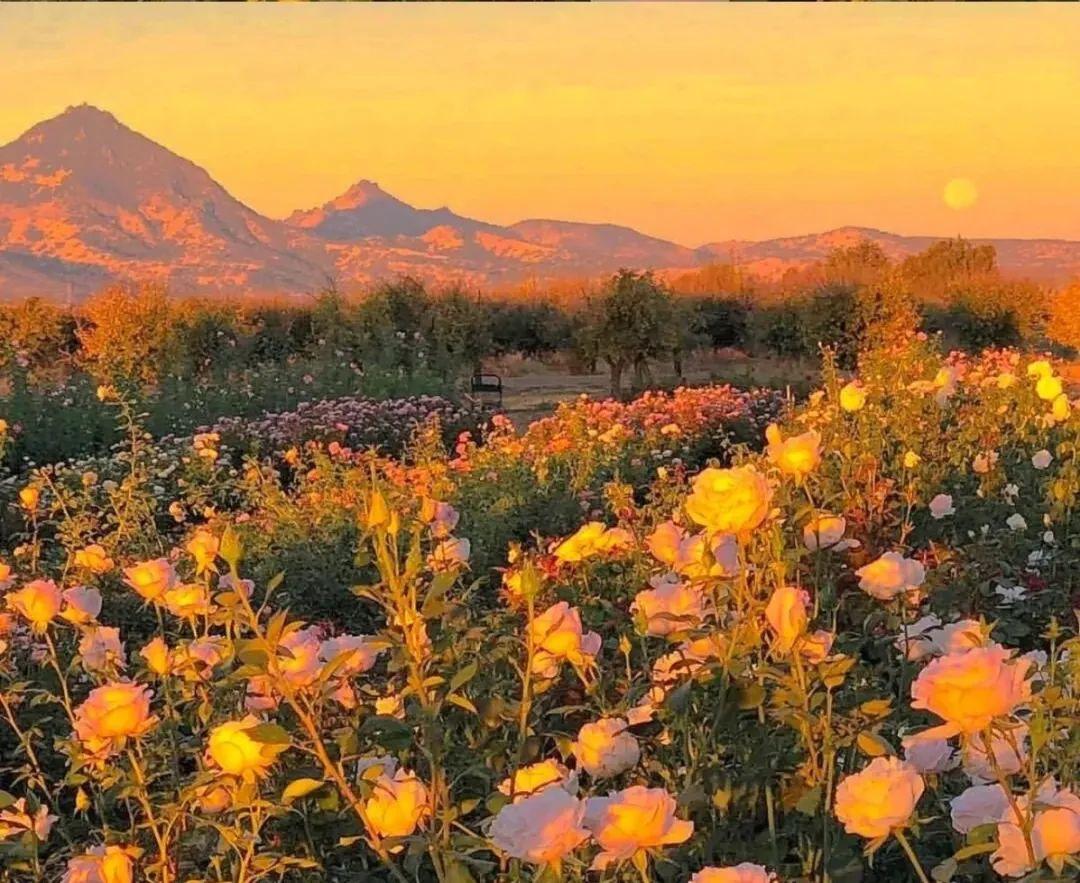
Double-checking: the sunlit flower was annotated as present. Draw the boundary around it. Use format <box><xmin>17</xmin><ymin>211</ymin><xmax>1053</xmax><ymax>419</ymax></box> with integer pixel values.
<box><xmin>911</xmin><ymin>644</ymin><xmax>1032</xmax><ymax>738</ymax></box>
<box><xmin>207</xmin><ymin>715</ymin><xmax>288</xmax><ymax>782</ymax></box>
<box><xmin>1036</xmin><ymin>374</ymin><xmax>1063</xmax><ymax>402</ymax></box>
<box><xmin>530</xmin><ymin>602</ymin><xmax>601</xmax><ymax>677</ymax></box>
<box><xmin>903</xmin><ymin>451</ymin><xmax>921</xmax><ymax>469</ymax></box>
<box><xmin>6</xmin><ymin>579</ymin><xmax>62</xmax><ymax>631</ymax></box>
<box><xmin>61</xmin><ymin>586</ymin><xmax>103</xmax><ymax>624</ymax></box>
<box><xmin>855</xmin><ymin>552</ymin><xmax>925</xmax><ymax>601</ymax></box>
<box><xmin>0</xmin><ymin>798</ymin><xmax>57</xmax><ymax>841</ymax></box>
<box><xmin>79</xmin><ymin>626</ymin><xmax>126</xmax><ymax>673</ymax></box>
<box><xmin>691</xmin><ymin>864</ymin><xmax>778</xmax><ymax>883</ymax></box>
<box><xmin>839</xmin><ymin>381</ymin><xmax>867</xmax><ymax>413</ymax></box>
<box><xmin>584</xmin><ymin>786</ymin><xmax>693</xmax><ymax>870</ymax></box>
<box><xmin>553</xmin><ymin>522</ymin><xmax>632</xmax><ymax>563</ymax></box>
<box><xmin>499</xmin><ymin>759</ymin><xmax>574</xmax><ymax>802</ymax></box>
<box><xmin>765</xmin><ymin>424</ymin><xmax>821</xmax><ymax>481</ymax></box>
<box><xmin>686</xmin><ymin>466</ymin><xmax>772</xmax><ymax>535</ymax></box>
<box><xmin>950</xmin><ymin>783</ymin><xmax>1010</xmax><ymax>834</ymax></box>
<box><xmin>802</xmin><ymin>514</ymin><xmax>856</xmax><ymax>551</ymax></box>
<box><xmin>74</xmin><ymin>682</ymin><xmax>156</xmax><ymax>757</ymax></box>
<box><xmin>961</xmin><ymin>724</ymin><xmax>1029</xmax><ymax>783</ymax></box>
<box><xmin>123</xmin><ymin>559</ymin><xmax>176</xmax><ymax>602</ymax></box>
<box><xmin>1032</xmin><ymin>449</ymin><xmax>1053</xmax><ymax>470</ymax></box>
<box><xmin>74</xmin><ymin>544</ymin><xmax>114</xmax><ymax>574</ymax></box>
<box><xmin>139</xmin><ymin>636</ymin><xmax>172</xmax><ymax>676</ymax></box>
<box><xmin>834</xmin><ymin>757</ymin><xmax>924</xmax><ymax>839</ymax></box>
<box><xmin>365</xmin><ymin>766</ymin><xmax>430</xmax><ymax>840</ymax></box>
<box><xmin>901</xmin><ymin>732</ymin><xmax>957</xmax><ymax>774</ymax></box>
<box><xmin>632</xmin><ymin>578</ymin><xmax>711</xmax><ymax>637</ymax></box>
<box><xmin>62</xmin><ymin>845</ymin><xmax>136</xmax><ymax>883</ymax></box>
<box><xmin>765</xmin><ymin>585</ymin><xmax>808</xmax><ymax>653</ymax></box>
<box><xmin>573</xmin><ymin>718</ymin><xmax>640</xmax><ymax>779</ymax></box>
<box><xmin>972</xmin><ymin>451</ymin><xmax>998</xmax><ymax>474</ymax></box>
<box><xmin>489</xmin><ymin>786</ymin><xmax>589</xmax><ymax>867</ymax></box>
<box><xmin>186</xmin><ymin>530</ymin><xmax>219</xmax><ymax>574</ymax></box>
<box><xmin>428</xmin><ymin>537</ymin><xmax>470</xmax><ymax>571</ymax></box>
<box><xmin>163</xmin><ymin>583</ymin><xmax>213</xmax><ymax>618</ymax></box>
<box><xmin>993</xmin><ymin>783</ymin><xmax>1080</xmax><ymax>877</ymax></box>
<box><xmin>18</xmin><ymin>486</ymin><xmax>40</xmax><ymax>511</ymax></box>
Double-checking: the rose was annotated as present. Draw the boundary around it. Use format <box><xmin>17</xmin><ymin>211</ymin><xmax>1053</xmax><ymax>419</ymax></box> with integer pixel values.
<box><xmin>911</xmin><ymin>644</ymin><xmax>1032</xmax><ymax>736</ymax></box>
<box><xmin>765</xmin><ymin>425</ymin><xmax>821</xmax><ymax>480</ymax></box>
<box><xmin>489</xmin><ymin>787</ymin><xmax>590</xmax><ymax>866</ymax></box>
<box><xmin>364</xmin><ymin>767</ymin><xmax>430</xmax><ymax>839</ymax></box>
<box><xmin>573</xmin><ymin>718</ymin><xmax>640</xmax><ymax>778</ymax></box>
<box><xmin>187</xmin><ymin>530</ymin><xmax>219</xmax><ymax>573</ymax></box>
<box><xmin>62</xmin><ymin>845</ymin><xmax>136</xmax><ymax>883</ymax></box>
<box><xmin>1032</xmin><ymin>449</ymin><xmax>1053</xmax><ymax>470</ymax></box>
<box><xmin>632</xmin><ymin>579</ymin><xmax>711</xmax><ymax>637</ymax></box>
<box><xmin>950</xmin><ymin>783</ymin><xmax>1009</xmax><ymax>834</ymax></box>
<box><xmin>6</xmin><ymin>579</ymin><xmax>62</xmax><ymax>631</ymax></box>
<box><xmin>834</xmin><ymin>757</ymin><xmax>924</xmax><ymax>839</ymax></box>
<box><xmin>530</xmin><ymin>602</ymin><xmax>601</xmax><ymax>676</ymax></box>
<box><xmin>765</xmin><ymin>586</ymin><xmax>808</xmax><ymax>653</ymax></box>
<box><xmin>686</xmin><ymin>466</ymin><xmax>772</xmax><ymax>535</ymax></box>
<box><xmin>839</xmin><ymin>381</ymin><xmax>867</xmax><ymax>412</ymax></box>
<box><xmin>61</xmin><ymin>586</ymin><xmax>103</xmax><ymax>624</ymax></box>
<box><xmin>0</xmin><ymin>798</ymin><xmax>57</xmax><ymax>841</ymax></box>
<box><xmin>162</xmin><ymin>583</ymin><xmax>213</xmax><ymax>618</ymax></box>
<box><xmin>428</xmin><ymin>537</ymin><xmax>471</xmax><ymax>571</ymax></box>
<box><xmin>691</xmin><ymin>864</ymin><xmax>778</xmax><ymax>883</ymax></box>
<box><xmin>78</xmin><ymin>627</ymin><xmax>126</xmax><ymax>673</ymax></box>
<box><xmin>123</xmin><ymin>559</ymin><xmax>176</xmax><ymax>602</ymax></box>
<box><xmin>929</xmin><ymin>494</ymin><xmax>955</xmax><ymax>520</ymax></box>
<box><xmin>74</xmin><ymin>544</ymin><xmax>114</xmax><ymax>574</ymax></box>
<box><xmin>802</xmin><ymin>514</ymin><xmax>849</xmax><ymax>551</ymax></box>
<box><xmin>554</xmin><ymin>522</ymin><xmax>632</xmax><ymax>563</ymax></box>
<box><xmin>855</xmin><ymin>552</ymin><xmax>925</xmax><ymax>601</ymax></box>
<box><xmin>1036</xmin><ymin>374</ymin><xmax>1063</xmax><ymax>401</ymax></box>
<box><xmin>499</xmin><ymin>759</ymin><xmax>573</xmax><ymax>802</ymax></box>
<box><xmin>583</xmin><ymin>786</ymin><xmax>693</xmax><ymax>870</ymax></box>
<box><xmin>276</xmin><ymin>626</ymin><xmax>323</xmax><ymax>688</ymax></box>
<box><xmin>207</xmin><ymin>715</ymin><xmax>288</xmax><ymax>782</ymax></box>
<box><xmin>993</xmin><ymin>784</ymin><xmax>1080</xmax><ymax>877</ymax></box>
<box><xmin>74</xmin><ymin>682</ymin><xmax>155</xmax><ymax>757</ymax></box>
<box><xmin>139</xmin><ymin>637</ymin><xmax>172</xmax><ymax>676</ymax></box>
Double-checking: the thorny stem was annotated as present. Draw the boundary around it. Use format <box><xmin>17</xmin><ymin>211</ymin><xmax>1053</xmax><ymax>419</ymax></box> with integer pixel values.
<box><xmin>893</xmin><ymin>829</ymin><xmax>931</xmax><ymax>883</ymax></box>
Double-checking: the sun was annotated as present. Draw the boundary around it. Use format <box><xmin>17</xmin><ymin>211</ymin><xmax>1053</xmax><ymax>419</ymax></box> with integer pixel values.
<box><xmin>943</xmin><ymin>178</ymin><xmax>978</xmax><ymax>211</ymax></box>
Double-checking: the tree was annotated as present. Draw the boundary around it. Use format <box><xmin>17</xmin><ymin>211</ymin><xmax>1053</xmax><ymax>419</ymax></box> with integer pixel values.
<box><xmin>1047</xmin><ymin>281</ymin><xmax>1080</xmax><ymax>353</ymax></box>
<box><xmin>581</xmin><ymin>270</ymin><xmax>678</xmax><ymax>398</ymax></box>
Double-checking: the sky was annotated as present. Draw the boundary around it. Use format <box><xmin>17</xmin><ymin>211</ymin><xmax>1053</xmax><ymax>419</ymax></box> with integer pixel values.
<box><xmin>1</xmin><ymin>4</ymin><xmax>1078</xmax><ymax>246</ymax></box>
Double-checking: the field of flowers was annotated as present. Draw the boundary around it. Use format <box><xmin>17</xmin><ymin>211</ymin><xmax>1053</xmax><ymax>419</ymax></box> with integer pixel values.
<box><xmin>2</xmin><ymin>334</ymin><xmax>1080</xmax><ymax>883</ymax></box>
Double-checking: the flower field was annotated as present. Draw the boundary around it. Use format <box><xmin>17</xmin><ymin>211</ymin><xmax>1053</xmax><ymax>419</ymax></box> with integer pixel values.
<box><xmin>3</xmin><ymin>335</ymin><xmax>1080</xmax><ymax>883</ymax></box>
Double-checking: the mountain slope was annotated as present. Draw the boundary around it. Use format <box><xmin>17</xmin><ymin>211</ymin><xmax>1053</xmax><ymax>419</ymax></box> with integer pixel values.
<box><xmin>698</xmin><ymin>226</ymin><xmax>1080</xmax><ymax>282</ymax></box>
<box><xmin>0</xmin><ymin>104</ymin><xmax>327</xmax><ymax>299</ymax></box>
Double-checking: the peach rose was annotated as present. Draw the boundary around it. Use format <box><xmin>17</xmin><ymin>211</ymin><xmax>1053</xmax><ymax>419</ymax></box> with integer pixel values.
<box><xmin>162</xmin><ymin>583</ymin><xmax>213</xmax><ymax>618</ymax></box>
<box><xmin>529</xmin><ymin>602</ymin><xmax>601</xmax><ymax>677</ymax></box>
<box><xmin>691</xmin><ymin>864</ymin><xmax>778</xmax><ymax>883</ymax></box>
<box><xmin>686</xmin><ymin>466</ymin><xmax>772</xmax><ymax>535</ymax></box>
<box><xmin>950</xmin><ymin>783</ymin><xmax>1009</xmax><ymax>834</ymax></box>
<box><xmin>632</xmin><ymin>578</ymin><xmax>711</xmax><ymax>637</ymax></box>
<box><xmin>499</xmin><ymin>759</ymin><xmax>573</xmax><ymax>802</ymax></box>
<box><xmin>834</xmin><ymin>757</ymin><xmax>924</xmax><ymax>839</ymax></box>
<box><xmin>74</xmin><ymin>682</ymin><xmax>155</xmax><ymax>757</ymax></box>
<box><xmin>186</xmin><ymin>529</ymin><xmax>219</xmax><ymax>573</ymax></box>
<box><xmin>855</xmin><ymin>552</ymin><xmax>925</xmax><ymax>601</ymax></box>
<box><xmin>421</xmin><ymin>499</ymin><xmax>460</xmax><ymax>538</ymax></box>
<box><xmin>365</xmin><ymin>766</ymin><xmax>431</xmax><ymax>840</ymax></box>
<box><xmin>61</xmin><ymin>586</ymin><xmax>103</xmax><ymax>624</ymax></box>
<box><xmin>74</xmin><ymin>544</ymin><xmax>114</xmax><ymax>574</ymax></box>
<box><xmin>277</xmin><ymin>626</ymin><xmax>323</xmax><ymax>688</ymax></box>
<box><xmin>62</xmin><ymin>845</ymin><xmax>136</xmax><ymax>883</ymax></box>
<box><xmin>428</xmin><ymin>537</ymin><xmax>471</xmax><ymax>571</ymax></box>
<box><xmin>929</xmin><ymin>494</ymin><xmax>955</xmax><ymax>520</ymax></box>
<box><xmin>765</xmin><ymin>424</ymin><xmax>821</xmax><ymax>481</ymax></box>
<box><xmin>993</xmin><ymin>783</ymin><xmax>1080</xmax><ymax>877</ymax></box>
<box><xmin>802</xmin><ymin>514</ymin><xmax>856</xmax><ymax>551</ymax></box>
<box><xmin>489</xmin><ymin>786</ymin><xmax>589</xmax><ymax>867</ymax></box>
<box><xmin>583</xmin><ymin>786</ymin><xmax>693</xmax><ymax>870</ymax></box>
<box><xmin>573</xmin><ymin>718</ymin><xmax>640</xmax><ymax>779</ymax></box>
<box><xmin>6</xmin><ymin>579</ymin><xmax>62</xmax><ymax>631</ymax></box>
<box><xmin>78</xmin><ymin>626</ymin><xmax>126</xmax><ymax>673</ymax></box>
<box><xmin>910</xmin><ymin>644</ymin><xmax>1032</xmax><ymax>737</ymax></box>
<box><xmin>123</xmin><ymin>559</ymin><xmax>176</xmax><ymax>602</ymax></box>
<box><xmin>0</xmin><ymin>798</ymin><xmax>57</xmax><ymax>841</ymax></box>
<box><xmin>139</xmin><ymin>637</ymin><xmax>172</xmax><ymax>676</ymax></box>
<box><xmin>207</xmin><ymin>716</ymin><xmax>288</xmax><ymax>782</ymax></box>
<box><xmin>765</xmin><ymin>586</ymin><xmax>808</xmax><ymax>653</ymax></box>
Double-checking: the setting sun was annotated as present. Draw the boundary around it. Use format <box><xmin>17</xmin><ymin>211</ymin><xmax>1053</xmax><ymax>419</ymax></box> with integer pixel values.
<box><xmin>943</xmin><ymin>178</ymin><xmax>979</xmax><ymax>211</ymax></box>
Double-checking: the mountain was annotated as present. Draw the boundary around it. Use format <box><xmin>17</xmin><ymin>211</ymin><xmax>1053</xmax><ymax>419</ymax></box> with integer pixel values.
<box><xmin>698</xmin><ymin>226</ymin><xmax>1080</xmax><ymax>283</ymax></box>
<box><xmin>0</xmin><ymin>106</ymin><xmax>1077</xmax><ymax>301</ymax></box>
<box><xmin>0</xmin><ymin>104</ymin><xmax>327</xmax><ymax>299</ymax></box>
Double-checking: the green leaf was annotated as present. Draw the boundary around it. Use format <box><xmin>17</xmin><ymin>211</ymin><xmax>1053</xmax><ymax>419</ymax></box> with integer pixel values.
<box><xmin>244</xmin><ymin>722</ymin><xmax>291</xmax><ymax>745</ymax></box>
<box><xmin>449</xmin><ymin>661</ymin><xmax>479</xmax><ymax>692</ymax></box>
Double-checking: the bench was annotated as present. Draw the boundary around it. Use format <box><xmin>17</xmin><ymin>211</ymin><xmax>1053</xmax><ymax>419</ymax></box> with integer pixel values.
<box><xmin>469</xmin><ymin>373</ymin><xmax>503</xmax><ymax>409</ymax></box>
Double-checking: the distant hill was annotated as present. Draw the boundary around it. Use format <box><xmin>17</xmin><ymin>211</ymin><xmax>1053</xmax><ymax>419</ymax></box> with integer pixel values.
<box><xmin>0</xmin><ymin>105</ymin><xmax>1077</xmax><ymax>300</ymax></box>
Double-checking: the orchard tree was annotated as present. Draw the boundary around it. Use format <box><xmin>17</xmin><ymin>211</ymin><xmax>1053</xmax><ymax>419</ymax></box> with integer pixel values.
<box><xmin>584</xmin><ymin>269</ymin><xmax>678</xmax><ymax>398</ymax></box>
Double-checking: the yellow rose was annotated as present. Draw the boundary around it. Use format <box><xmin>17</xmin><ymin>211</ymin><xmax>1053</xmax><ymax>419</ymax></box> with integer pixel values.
<box><xmin>74</xmin><ymin>682</ymin><xmax>155</xmax><ymax>755</ymax></box>
<box><xmin>365</xmin><ymin>767</ymin><xmax>430</xmax><ymax>840</ymax></box>
<box><xmin>186</xmin><ymin>530</ymin><xmax>219</xmax><ymax>574</ymax></box>
<box><xmin>911</xmin><ymin>644</ymin><xmax>1032</xmax><ymax>736</ymax></box>
<box><xmin>123</xmin><ymin>559</ymin><xmax>177</xmax><ymax>602</ymax></box>
<box><xmin>1052</xmin><ymin>394</ymin><xmax>1071</xmax><ymax>422</ymax></box>
<box><xmin>691</xmin><ymin>865</ymin><xmax>778</xmax><ymax>883</ymax></box>
<box><xmin>498</xmin><ymin>759</ymin><xmax>571</xmax><ymax>802</ymax></box>
<box><xmin>529</xmin><ymin>602</ymin><xmax>601</xmax><ymax>675</ymax></box>
<box><xmin>765</xmin><ymin>424</ymin><xmax>821</xmax><ymax>481</ymax></box>
<box><xmin>6</xmin><ymin>579</ymin><xmax>62</xmax><ymax>631</ymax></box>
<box><xmin>583</xmin><ymin>786</ymin><xmax>693</xmax><ymax>871</ymax></box>
<box><xmin>765</xmin><ymin>586</ymin><xmax>808</xmax><ymax>653</ymax></box>
<box><xmin>553</xmin><ymin>522</ymin><xmax>631</xmax><ymax>563</ymax></box>
<box><xmin>207</xmin><ymin>716</ymin><xmax>288</xmax><ymax>782</ymax></box>
<box><xmin>139</xmin><ymin>637</ymin><xmax>172</xmax><ymax>676</ymax></box>
<box><xmin>1026</xmin><ymin>360</ymin><xmax>1053</xmax><ymax>380</ymax></box>
<box><xmin>1036</xmin><ymin>374</ymin><xmax>1063</xmax><ymax>402</ymax></box>
<box><xmin>685</xmin><ymin>466</ymin><xmax>772</xmax><ymax>535</ymax></box>
<box><xmin>162</xmin><ymin>583</ymin><xmax>213</xmax><ymax>619</ymax></box>
<box><xmin>18</xmin><ymin>486</ymin><xmax>40</xmax><ymax>511</ymax></box>
<box><xmin>834</xmin><ymin>757</ymin><xmax>923</xmax><ymax>839</ymax></box>
<box><xmin>839</xmin><ymin>381</ymin><xmax>867</xmax><ymax>413</ymax></box>
<box><xmin>64</xmin><ymin>845</ymin><xmax>136</xmax><ymax>883</ymax></box>
<box><xmin>74</xmin><ymin>544</ymin><xmax>114</xmax><ymax>574</ymax></box>
<box><xmin>903</xmin><ymin>451</ymin><xmax>921</xmax><ymax>469</ymax></box>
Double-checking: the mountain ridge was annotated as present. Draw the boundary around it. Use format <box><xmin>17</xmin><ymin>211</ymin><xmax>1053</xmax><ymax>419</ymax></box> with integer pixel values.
<box><xmin>0</xmin><ymin>105</ymin><xmax>1077</xmax><ymax>301</ymax></box>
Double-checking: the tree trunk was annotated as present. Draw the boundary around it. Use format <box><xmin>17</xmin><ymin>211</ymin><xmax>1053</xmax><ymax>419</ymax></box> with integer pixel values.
<box><xmin>607</xmin><ymin>357</ymin><xmax>625</xmax><ymax>399</ymax></box>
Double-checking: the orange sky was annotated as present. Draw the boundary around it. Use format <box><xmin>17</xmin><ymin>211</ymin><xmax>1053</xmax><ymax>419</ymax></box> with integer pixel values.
<box><xmin>1</xmin><ymin>4</ymin><xmax>1078</xmax><ymax>245</ymax></box>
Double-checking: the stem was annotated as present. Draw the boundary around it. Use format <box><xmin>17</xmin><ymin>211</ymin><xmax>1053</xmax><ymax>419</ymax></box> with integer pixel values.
<box><xmin>127</xmin><ymin>748</ymin><xmax>172</xmax><ymax>883</ymax></box>
<box><xmin>893</xmin><ymin>829</ymin><xmax>930</xmax><ymax>883</ymax></box>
